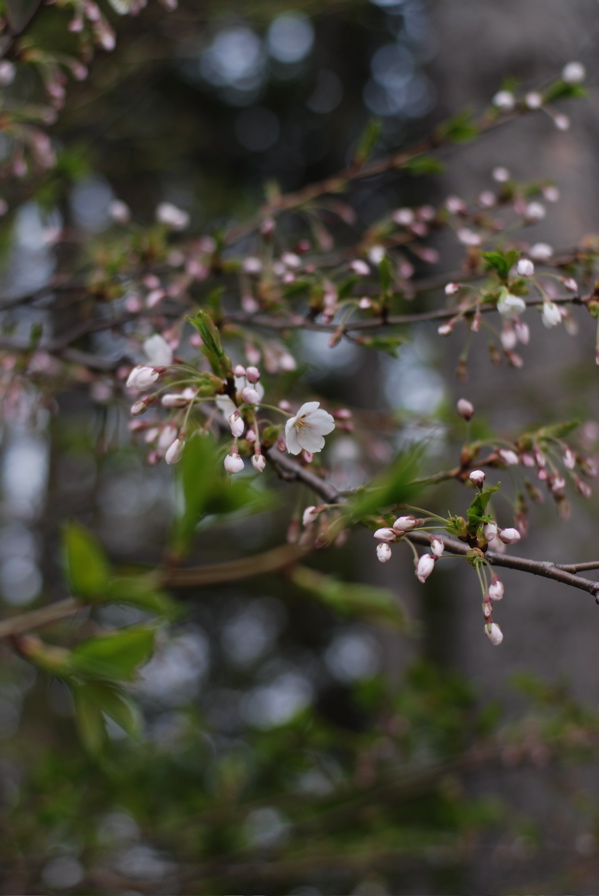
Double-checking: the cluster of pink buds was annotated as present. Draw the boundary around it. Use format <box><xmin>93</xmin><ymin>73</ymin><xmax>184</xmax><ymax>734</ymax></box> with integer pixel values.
<box><xmin>482</xmin><ymin>575</ymin><xmax>505</xmax><ymax>646</ymax></box>
<box><xmin>373</xmin><ymin>515</ymin><xmax>424</xmax><ymax>564</ymax></box>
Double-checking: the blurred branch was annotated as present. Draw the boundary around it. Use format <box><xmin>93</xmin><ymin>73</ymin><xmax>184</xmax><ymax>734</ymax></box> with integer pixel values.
<box><xmin>0</xmin><ymin>598</ymin><xmax>80</xmax><ymax>639</ymax></box>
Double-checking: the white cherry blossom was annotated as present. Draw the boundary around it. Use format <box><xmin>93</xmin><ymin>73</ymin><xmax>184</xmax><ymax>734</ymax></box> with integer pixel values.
<box><xmin>144</xmin><ymin>334</ymin><xmax>173</xmax><ymax>367</ymax></box>
<box><xmin>497</xmin><ymin>290</ymin><xmax>526</xmax><ymax>319</ymax></box>
<box><xmin>285</xmin><ymin>402</ymin><xmax>335</xmax><ymax>456</ymax></box>
<box><xmin>126</xmin><ymin>365</ymin><xmax>160</xmax><ymax>390</ymax></box>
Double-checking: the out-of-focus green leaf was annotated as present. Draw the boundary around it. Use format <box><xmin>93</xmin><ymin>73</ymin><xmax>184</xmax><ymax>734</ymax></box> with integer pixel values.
<box><xmin>63</xmin><ymin>521</ymin><xmax>110</xmax><ymax>602</ymax></box>
<box><xmin>405</xmin><ymin>156</ymin><xmax>444</xmax><ymax>176</ymax></box>
<box><xmin>289</xmin><ymin>565</ymin><xmax>409</xmax><ymax>630</ymax></box>
<box><xmin>437</xmin><ymin>110</ymin><xmax>478</xmax><ymax>144</ymax></box>
<box><xmin>71</xmin><ymin>625</ymin><xmax>157</xmax><ymax>681</ymax></box>
<box><xmin>104</xmin><ymin>575</ymin><xmax>179</xmax><ymax>619</ymax></box>
<box><xmin>349</xmin><ymin>447</ymin><xmax>424</xmax><ymax>521</ymax></box>
<box><xmin>70</xmin><ymin>680</ymin><xmax>140</xmax><ymax>755</ymax></box>
<box><xmin>544</xmin><ymin>82</ymin><xmax>586</xmax><ymax>102</ymax></box>
<box><xmin>170</xmin><ymin>434</ymin><xmax>276</xmax><ymax>557</ymax></box>
<box><xmin>355</xmin><ymin>333</ymin><xmax>407</xmax><ymax>357</ymax></box>
<box><xmin>187</xmin><ymin>310</ymin><xmax>231</xmax><ymax>376</ymax></box>
<box><xmin>353</xmin><ymin>118</ymin><xmax>382</xmax><ymax>166</ymax></box>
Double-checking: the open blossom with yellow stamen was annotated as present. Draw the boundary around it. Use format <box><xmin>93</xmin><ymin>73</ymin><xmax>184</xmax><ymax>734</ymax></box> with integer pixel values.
<box><xmin>285</xmin><ymin>402</ymin><xmax>335</xmax><ymax>455</ymax></box>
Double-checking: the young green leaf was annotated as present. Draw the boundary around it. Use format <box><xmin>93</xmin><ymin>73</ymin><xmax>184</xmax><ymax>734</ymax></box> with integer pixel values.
<box><xmin>63</xmin><ymin>521</ymin><xmax>111</xmax><ymax>602</ymax></box>
<box><xmin>71</xmin><ymin>625</ymin><xmax>157</xmax><ymax>681</ymax></box>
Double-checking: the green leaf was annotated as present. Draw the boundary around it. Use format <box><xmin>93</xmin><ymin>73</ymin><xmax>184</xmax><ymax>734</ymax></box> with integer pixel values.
<box><xmin>63</xmin><ymin>521</ymin><xmax>111</xmax><ymax>602</ymax></box>
<box><xmin>378</xmin><ymin>255</ymin><xmax>393</xmax><ymax>294</ymax></box>
<box><xmin>71</xmin><ymin>682</ymin><xmax>107</xmax><ymax>755</ymax></box>
<box><xmin>349</xmin><ymin>447</ymin><xmax>424</xmax><ymax>521</ymax></box>
<box><xmin>539</xmin><ymin>420</ymin><xmax>579</xmax><ymax>439</ymax></box>
<box><xmin>71</xmin><ymin>625</ymin><xmax>157</xmax><ymax>681</ymax></box>
<box><xmin>437</xmin><ymin>110</ymin><xmax>478</xmax><ymax>144</ymax></box>
<box><xmin>543</xmin><ymin>82</ymin><xmax>586</xmax><ymax>103</ymax></box>
<box><xmin>170</xmin><ymin>434</ymin><xmax>276</xmax><ymax>557</ymax></box>
<box><xmin>353</xmin><ymin>118</ymin><xmax>382</xmax><ymax>166</ymax></box>
<box><xmin>405</xmin><ymin>156</ymin><xmax>445</xmax><ymax>176</ymax></box>
<box><xmin>355</xmin><ymin>333</ymin><xmax>407</xmax><ymax>358</ymax></box>
<box><xmin>70</xmin><ymin>680</ymin><xmax>140</xmax><ymax>754</ymax></box>
<box><xmin>187</xmin><ymin>310</ymin><xmax>231</xmax><ymax>376</ymax></box>
<box><xmin>289</xmin><ymin>565</ymin><xmax>409</xmax><ymax>630</ymax></box>
<box><xmin>104</xmin><ymin>575</ymin><xmax>180</xmax><ymax>619</ymax></box>
<box><xmin>482</xmin><ymin>250</ymin><xmax>519</xmax><ymax>282</ymax></box>
<box><xmin>466</xmin><ymin>485</ymin><xmax>499</xmax><ymax>530</ymax></box>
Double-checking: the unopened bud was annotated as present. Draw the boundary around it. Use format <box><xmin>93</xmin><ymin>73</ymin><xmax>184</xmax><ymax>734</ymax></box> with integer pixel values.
<box><xmin>165</xmin><ymin>438</ymin><xmax>185</xmax><ymax>465</ymax></box>
<box><xmin>469</xmin><ymin>470</ymin><xmax>486</xmax><ymax>486</ymax></box>
<box><xmin>392</xmin><ymin>516</ymin><xmax>418</xmax><ymax>533</ymax></box>
<box><xmin>430</xmin><ymin>538</ymin><xmax>444</xmax><ymax>558</ymax></box>
<box><xmin>241</xmin><ymin>385</ymin><xmax>261</xmax><ymax>405</ymax></box>
<box><xmin>498</xmin><ymin>448</ymin><xmax>519</xmax><ymax>466</ymax></box>
<box><xmin>376</xmin><ymin>542</ymin><xmax>392</xmax><ymax>563</ymax></box>
<box><xmin>245</xmin><ymin>366</ymin><xmax>260</xmax><ymax>383</ymax></box>
<box><xmin>488</xmin><ymin>578</ymin><xmax>504</xmax><ymax>601</ymax></box>
<box><xmin>415</xmin><ymin>553</ymin><xmax>435</xmax><ymax>583</ymax></box>
<box><xmin>374</xmin><ymin>527</ymin><xmax>396</xmax><ymax>542</ymax></box>
<box><xmin>233</xmin><ymin>364</ymin><xmax>246</xmax><ymax>377</ymax></box>
<box><xmin>457</xmin><ymin>398</ymin><xmax>474</xmax><ymax>420</ymax></box>
<box><xmin>516</xmin><ymin>258</ymin><xmax>534</xmax><ymax>277</ymax></box>
<box><xmin>303</xmin><ymin>506</ymin><xmax>319</xmax><ymax>526</ymax></box>
<box><xmin>228</xmin><ymin>413</ymin><xmax>245</xmax><ymax>438</ymax></box>
<box><xmin>224</xmin><ymin>453</ymin><xmax>244</xmax><ymax>474</ymax></box>
<box><xmin>485</xmin><ymin>622</ymin><xmax>504</xmax><ymax>645</ymax></box>
<box><xmin>252</xmin><ymin>453</ymin><xmax>266</xmax><ymax>473</ymax></box>
<box><xmin>499</xmin><ymin>527</ymin><xmax>521</xmax><ymax>544</ymax></box>
<box><xmin>126</xmin><ymin>365</ymin><xmax>160</xmax><ymax>390</ymax></box>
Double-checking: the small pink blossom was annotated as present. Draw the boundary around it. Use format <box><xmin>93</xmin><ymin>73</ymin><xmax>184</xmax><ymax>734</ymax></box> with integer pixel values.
<box><xmin>228</xmin><ymin>413</ymin><xmax>245</xmax><ymax>438</ymax></box>
<box><xmin>252</xmin><ymin>454</ymin><xmax>266</xmax><ymax>473</ymax></box>
<box><xmin>445</xmin><ymin>282</ymin><xmax>461</xmax><ymax>296</ymax></box>
<box><xmin>483</xmin><ymin>521</ymin><xmax>498</xmax><ymax>541</ymax></box>
<box><xmin>516</xmin><ymin>258</ymin><xmax>534</xmax><ymax>277</ymax></box>
<box><xmin>498</xmin><ymin>449</ymin><xmax>519</xmax><ymax>466</ymax></box>
<box><xmin>156</xmin><ymin>201</ymin><xmax>189</xmax><ymax>230</ymax></box>
<box><xmin>349</xmin><ymin>259</ymin><xmax>370</xmax><ymax>276</ymax></box>
<box><xmin>285</xmin><ymin>402</ymin><xmax>335</xmax><ymax>456</ymax></box>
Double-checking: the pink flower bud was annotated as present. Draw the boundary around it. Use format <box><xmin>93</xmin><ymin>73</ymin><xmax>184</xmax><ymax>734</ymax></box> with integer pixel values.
<box><xmin>437</xmin><ymin>323</ymin><xmax>453</xmax><ymax>336</ymax></box>
<box><xmin>415</xmin><ymin>553</ymin><xmax>435</xmax><ymax>583</ymax></box>
<box><xmin>488</xmin><ymin>578</ymin><xmax>504</xmax><ymax>601</ymax></box>
<box><xmin>233</xmin><ymin>364</ymin><xmax>246</xmax><ymax>377</ymax></box>
<box><xmin>483</xmin><ymin>521</ymin><xmax>498</xmax><ymax>541</ymax></box>
<box><xmin>498</xmin><ymin>449</ymin><xmax>519</xmax><ymax>466</ymax></box>
<box><xmin>457</xmin><ymin>398</ymin><xmax>474</xmax><ymax>420</ymax></box>
<box><xmin>563</xmin><ymin>449</ymin><xmax>576</xmax><ymax>470</ymax></box>
<box><xmin>303</xmin><ymin>506</ymin><xmax>319</xmax><ymax>526</ymax></box>
<box><xmin>245</xmin><ymin>366</ymin><xmax>260</xmax><ymax>383</ymax></box>
<box><xmin>161</xmin><ymin>393</ymin><xmax>189</xmax><ymax>408</ymax></box>
<box><xmin>374</xmin><ymin>527</ymin><xmax>396</xmax><ymax>542</ymax></box>
<box><xmin>482</xmin><ymin>600</ymin><xmax>493</xmax><ymax>619</ymax></box>
<box><xmin>349</xmin><ymin>259</ymin><xmax>370</xmax><ymax>276</ymax></box>
<box><xmin>228</xmin><ymin>413</ymin><xmax>245</xmax><ymax>438</ymax></box>
<box><xmin>562</xmin><ymin>277</ymin><xmax>578</xmax><ymax>293</ymax></box>
<box><xmin>562</xmin><ymin>61</ymin><xmax>586</xmax><ymax>84</ymax></box>
<box><xmin>126</xmin><ymin>365</ymin><xmax>160</xmax><ymax>390</ymax></box>
<box><xmin>241</xmin><ymin>385</ymin><xmax>261</xmax><ymax>405</ymax></box>
<box><xmin>430</xmin><ymin>538</ymin><xmax>444</xmax><ymax>558</ymax></box>
<box><xmin>165</xmin><ymin>438</ymin><xmax>185</xmax><ymax>465</ymax></box>
<box><xmin>499</xmin><ymin>527</ymin><xmax>521</xmax><ymax>544</ymax></box>
<box><xmin>252</xmin><ymin>453</ymin><xmax>266</xmax><ymax>473</ymax></box>
<box><xmin>246</xmin><ymin>429</ymin><xmax>257</xmax><ymax>443</ymax></box>
<box><xmin>485</xmin><ymin>622</ymin><xmax>504</xmax><ymax>645</ymax></box>
<box><xmin>131</xmin><ymin>399</ymin><xmax>148</xmax><ymax>416</ymax></box>
<box><xmin>224</xmin><ymin>453</ymin><xmax>244</xmax><ymax>474</ymax></box>
<box><xmin>445</xmin><ymin>282</ymin><xmax>461</xmax><ymax>296</ymax></box>
<box><xmin>469</xmin><ymin>470</ymin><xmax>486</xmax><ymax>486</ymax></box>
<box><xmin>492</xmin><ymin>90</ymin><xmax>515</xmax><ymax>111</ymax></box>
<box><xmin>376</xmin><ymin>543</ymin><xmax>392</xmax><ymax>563</ymax></box>
<box><xmin>392</xmin><ymin>516</ymin><xmax>417</xmax><ymax>533</ymax></box>
<box><xmin>516</xmin><ymin>258</ymin><xmax>534</xmax><ymax>277</ymax></box>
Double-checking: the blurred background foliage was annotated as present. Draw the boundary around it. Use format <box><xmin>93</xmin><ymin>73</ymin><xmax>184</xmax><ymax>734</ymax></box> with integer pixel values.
<box><xmin>2</xmin><ymin>0</ymin><xmax>599</xmax><ymax>893</ymax></box>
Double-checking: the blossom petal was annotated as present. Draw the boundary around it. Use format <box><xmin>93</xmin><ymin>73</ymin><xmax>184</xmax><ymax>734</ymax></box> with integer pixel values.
<box><xmin>284</xmin><ymin>418</ymin><xmax>302</xmax><ymax>455</ymax></box>
<box><xmin>305</xmin><ymin>408</ymin><xmax>335</xmax><ymax>434</ymax></box>
<box><xmin>295</xmin><ymin>401</ymin><xmax>321</xmax><ymax>417</ymax></box>
<box><xmin>298</xmin><ymin>429</ymin><xmax>326</xmax><ymax>453</ymax></box>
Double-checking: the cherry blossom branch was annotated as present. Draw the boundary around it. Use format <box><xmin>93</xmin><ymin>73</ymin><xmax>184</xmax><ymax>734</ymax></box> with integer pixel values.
<box><xmin>266</xmin><ymin>450</ymin><xmax>599</xmax><ymax>600</ymax></box>
<box><xmin>223</xmin><ymin>106</ymin><xmax>525</xmax><ymax>245</ymax></box>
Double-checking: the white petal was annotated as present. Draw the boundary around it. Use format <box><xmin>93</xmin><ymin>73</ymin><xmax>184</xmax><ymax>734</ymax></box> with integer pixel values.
<box><xmin>298</xmin><ymin>429</ymin><xmax>326</xmax><ymax>453</ymax></box>
<box><xmin>306</xmin><ymin>408</ymin><xmax>336</xmax><ymax>435</ymax></box>
<box><xmin>285</xmin><ymin>419</ymin><xmax>302</xmax><ymax>455</ymax></box>
<box><xmin>295</xmin><ymin>401</ymin><xmax>321</xmax><ymax>417</ymax></box>
<box><xmin>143</xmin><ymin>334</ymin><xmax>173</xmax><ymax>367</ymax></box>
